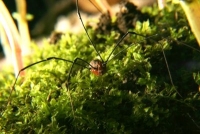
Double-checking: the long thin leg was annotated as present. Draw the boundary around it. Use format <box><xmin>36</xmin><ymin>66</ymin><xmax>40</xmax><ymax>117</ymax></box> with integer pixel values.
<box><xmin>104</xmin><ymin>31</ymin><xmax>181</xmax><ymax>97</ymax></box>
<box><xmin>160</xmin><ymin>38</ymin><xmax>200</xmax><ymax>98</ymax></box>
<box><xmin>65</xmin><ymin>57</ymin><xmax>96</xmax><ymax>118</ymax></box>
<box><xmin>12</xmin><ymin>57</ymin><xmax>89</xmax><ymax>89</ymax></box>
<box><xmin>174</xmin><ymin>40</ymin><xmax>200</xmax><ymax>53</ymax></box>
<box><xmin>67</xmin><ymin>57</ymin><xmax>92</xmax><ymax>85</ymax></box>
<box><xmin>76</xmin><ymin>0</ymin><xmax>104</xmax><ymax>63</ymax></box>
<box><xmin>160</xmin><ymin>43</ymin><xmax>182</xmax><ymax>97</ymax></box>
<box><xmin>106</xmin><ymin>31</ymin><xmax>158</xmax><ymax>63</ymax></box>
<box><xmin>149</xmin><ymin>38</ymin><xmax>185</xmax><ymax>97</ymax></box>
<box><xmin>7</xmin><ymin>56</ymin><xmax>90</xmax><ymax>106</ymax></box>
<box><xmin>88</xmin><ymin>0</ymin><xmax>103</xmax><ymax>13</ymax></box>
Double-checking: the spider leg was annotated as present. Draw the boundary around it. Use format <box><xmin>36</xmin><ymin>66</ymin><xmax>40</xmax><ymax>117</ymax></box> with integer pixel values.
<box><xmin>76</xmin><ymin>0</ymin><xmax>104</xmax><ymax>63</ymax></box>
<box><xmin>106</xmin><ymin>31</ymin><xmax>158</xmax><ymax>63</ymax></box>
<box><xmin>104</xmin><ymin>31</ymin><xmax>182</xmax><ymax>97</ymax></box>
<box><xmin>66</xmin><ymin>57</ymin><xmax>92</xmax><ymax>87</ymax></box>
<box><xmin>12</xmin><ymin>57</ymin><xmax>89</xmax><ymax>89</ymax></box>
<box><xmin>8</xmin><ymin>56</ymin><xmax>90</xmax><ymax>106</ymax></box>
<box><xmin>143</xmin><ymin>37</ymin><xmax>182</xmax><ymax>97</ymax></box>
<box><xmin>65</xmin><ymin>57</ymin><xmax>95</xmax><ymax>118</ymax></box>
<box><xmin>153</xmin><ymin>38</ymin><xmax>200</xmax><ymax>98</ymax></box>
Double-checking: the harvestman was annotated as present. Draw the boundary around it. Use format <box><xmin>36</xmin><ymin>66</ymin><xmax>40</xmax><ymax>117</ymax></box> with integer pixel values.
<box><xmin>11</xmin><ymin>1</ymin><xmax>160</xmax><ymax>90</ymax></box>
<box><xmin>7</xmin><ymin>0</ymin><xmax>168</xmax><ymax>114</ymax></box>
<box><xmin>7</xmin><ymin>0</ymin><xmax>200</xmax><ymax>125</ymax></box>
<box><xmin>10</xmin><ymin>0</ymin><xmax>200</xmax><ymax>100</ymax></box>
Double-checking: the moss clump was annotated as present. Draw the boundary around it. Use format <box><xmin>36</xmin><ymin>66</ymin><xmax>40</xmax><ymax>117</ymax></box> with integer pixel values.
<box><xmin>1</xmin><ymin>2</ymin><xmax>200</xmax><ymax>133</ymax></box>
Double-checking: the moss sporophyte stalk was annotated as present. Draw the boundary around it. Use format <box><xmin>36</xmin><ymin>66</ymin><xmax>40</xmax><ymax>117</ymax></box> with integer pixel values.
<box><xmin>0</xmin><ymin>1</ymin><xmax>200</xmax><ymax>133</ymax></box>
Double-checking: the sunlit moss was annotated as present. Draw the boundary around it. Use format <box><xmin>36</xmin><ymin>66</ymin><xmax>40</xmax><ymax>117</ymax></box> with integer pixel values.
<box><xmin>0</xmin><ymin>2</ymin><xmax>200</xmax><ymax>133</ymax></box>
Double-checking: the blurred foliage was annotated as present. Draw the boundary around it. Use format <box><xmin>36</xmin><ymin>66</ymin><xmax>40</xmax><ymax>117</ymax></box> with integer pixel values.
<box><xmin>0</xmin><ymin>1</ymin><xmax>200</xmax><ymax>133</ymax></box>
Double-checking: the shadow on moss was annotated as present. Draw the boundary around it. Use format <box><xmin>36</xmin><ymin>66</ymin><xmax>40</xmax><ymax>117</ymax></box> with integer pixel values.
<box><xmin>0</xmin><ymin>1</ymin><xmax>200</xmax><ymax>133</ymax></box>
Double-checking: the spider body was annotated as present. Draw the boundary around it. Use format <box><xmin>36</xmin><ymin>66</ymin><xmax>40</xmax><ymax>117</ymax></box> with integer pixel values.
<box><xmin>89</xmin><ymin>59</ymin><xmax>106</xmax><ymax>76</ymax></box>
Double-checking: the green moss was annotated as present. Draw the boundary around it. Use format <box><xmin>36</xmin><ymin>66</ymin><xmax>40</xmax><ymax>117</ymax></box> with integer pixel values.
<box><xmin>1</xmin><ymin>2</ymin><xmax>200</xmax><ymax>133</ymax></box>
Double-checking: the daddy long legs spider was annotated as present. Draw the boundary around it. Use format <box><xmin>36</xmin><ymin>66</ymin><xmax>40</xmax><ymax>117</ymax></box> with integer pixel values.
<box><xmin>9</xmin><ymin>1</ymin><xmax>160</xmax><ymax>99</ymax></box>
<box><xmin>3</xmin><ymin>1</ymin><xmax>200</xmax><ymax>133</ymax></box>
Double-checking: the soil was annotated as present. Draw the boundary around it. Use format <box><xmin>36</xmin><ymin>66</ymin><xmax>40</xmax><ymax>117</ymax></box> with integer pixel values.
<box><xmin>95</xmin><ymin>1</ymin><xmax>154</xmax><ymax>36</ymax></box>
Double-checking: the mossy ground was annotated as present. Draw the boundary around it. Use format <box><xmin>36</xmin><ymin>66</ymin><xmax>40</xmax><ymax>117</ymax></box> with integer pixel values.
<box><xmin>0</xmin><ymin>1</ymin><xmax>200</xmax><ymax>133</ymax></box>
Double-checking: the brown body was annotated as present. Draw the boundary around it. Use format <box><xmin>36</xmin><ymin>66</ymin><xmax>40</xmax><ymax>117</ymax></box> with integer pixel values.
<box><xmin>89</xmin><ymin>59</ymin><xmax>106</xmax><ymax>76</ymax></box>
